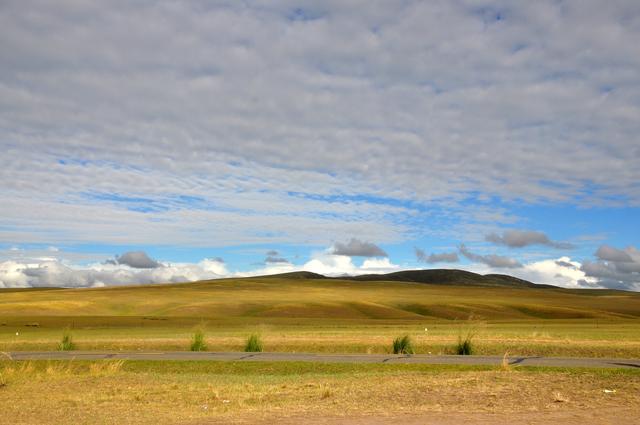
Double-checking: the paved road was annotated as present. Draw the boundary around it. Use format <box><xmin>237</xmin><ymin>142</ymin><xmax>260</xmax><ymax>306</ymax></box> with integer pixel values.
<box><xmin>4</xmin><ymin>351</ymin><xmax>639</xmax><ymax>369</ymax></box>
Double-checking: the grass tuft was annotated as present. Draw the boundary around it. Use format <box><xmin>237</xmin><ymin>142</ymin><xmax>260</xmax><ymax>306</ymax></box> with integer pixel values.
<box><xmin>244</xmin><ymin>334</ymin><xmax>263</xmax><ymax>352</ymax></box>
<box><xmin>190</xmin><ymin>329</ymin><xmax>207</xmax><ymax>352</ymax></box>
<box><xmin>455</xmin><ymin>334</ymin><xmax>474</xmax><ymax>355</ymax></box>
<box><xmin>455</xmin><ymin>324</ymin><xmax>478</xmax><ymax>355</ymax></box>
<box><xmin>392</xmin><ymin>335</ymin><xmax>414</xmax><ymax>355</ymax></box>
<box><xmin>45</xmin><ymin>361</ymin><xmax>73</xmax><ymax>375</ymax></box>
<box><xmin>58</xmin><ymin>328</ymin><xmax>76</xmax><ymax>351</ymax></box>
<box><xmin>321</xmin><ymin>387</ymin><xmax>333</xmax><ymax>399</ymax></box>
<box><xmin>0</xmin><ymin>367</ymin><xmax>7</xmax><ymax>388</ymax></box>
<box><xmin>89</xmin><ymin>360</ymin><xmax>125</xmax><ymax>376</ymax></box>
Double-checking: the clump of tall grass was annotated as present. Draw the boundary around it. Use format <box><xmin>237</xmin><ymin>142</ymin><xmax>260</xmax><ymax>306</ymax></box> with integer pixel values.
<box><xmin>45</xmin><ymin>361</ymin><xmax>74</xmax><ymax>376</ymax></box>
<box><xmin>58</xmin><ymin>328</ymin><xmax>76</xmax><ymax>351</ymax></box>
<box><xmin>1</xmin><ymin>360</ymin><xmax>38</xmax><ymax>384</ymax></box>
<box><xmin>0</xmin><ymin>352</ymin><xmax>13</xmax><ymax>387</ymax></box>
<box><xmin>89</xmin><ymin>360</ymin><xmax>125</xmax><ymax>376</ymax></box>
<box><xmin>321</xmin><ymin>386</ymin><xmax>333</xmax><ymax>399</ymax></box>
<box><xmin>392</xmin><ymin>335</ymin><xmax>414</xmax><ymax>355</ymax></box>
<box><xmin>190</xmin><ymin>329</ymin><xmax>207</xmax><ymax>352</ymax></box>
<box><xmin>455</xmin><ymin>330</ymin><xmax>475</xmax><ymax>355</ymax></box>
<box><xmin>244</xmin><ymin>334</ymin><xmax>263</xmax><ymax>352</ymax></box>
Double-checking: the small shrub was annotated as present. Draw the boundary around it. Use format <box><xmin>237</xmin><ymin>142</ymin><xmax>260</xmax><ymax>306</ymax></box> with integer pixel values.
<box><xmin>244</xmin><ymin>334</ymin><xmax>263</xmax><ymax>352</ymax></box>
<box><xmin>455</xmin><ymin>332</ymin><xmax>474</xmax><ymax>355</ymax></box>
<box><xmin>58</xmin><ymin>329</ymin><xmax>76</xmax><ymax>351</ymax></box>
<box><xmin>190</xmin><ymin>329</ymin><xmax>207</xmax><ymax>352</ymax></box>
<box><xmin>392</xmin><ymin>335</ymin><xmax>414</xmax><ymax>355</ymax></box>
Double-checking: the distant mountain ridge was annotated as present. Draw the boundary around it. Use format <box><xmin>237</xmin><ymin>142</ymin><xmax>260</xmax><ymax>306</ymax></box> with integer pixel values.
<box><xmin>264</xmin><ymin>269</ymin><xmax>555</xmax><ymax>288</ymax></box>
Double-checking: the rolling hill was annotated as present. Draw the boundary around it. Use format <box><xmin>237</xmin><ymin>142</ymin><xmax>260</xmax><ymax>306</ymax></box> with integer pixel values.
<box><xmin>0</xmin><ymin>269</ymin><xmax>638</xmax><ymax>321</ymax></box>
<box><xmin>337</xmin><ymin>269</ymin><xmax>552</xmax><ymax>288</ymax></box>
<box><xmin>263</xmin><ymin>269</ymin><xmax>550</xmax><ymax>288</ymax></box>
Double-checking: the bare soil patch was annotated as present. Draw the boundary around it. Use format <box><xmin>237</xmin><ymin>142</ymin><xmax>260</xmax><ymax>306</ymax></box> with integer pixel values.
<box><xmin>238</xmin><ymin>408</ymin><xmax>639</xmax><ymax>425</ymax></box>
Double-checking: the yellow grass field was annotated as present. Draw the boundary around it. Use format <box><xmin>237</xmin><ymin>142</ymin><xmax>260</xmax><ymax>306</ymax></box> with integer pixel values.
<box><xmin>0</xmin><ymin>360</ymin><xmax>638</xmax><ymax>425</ymax></box>
<box><xmin>1</xmin><ymin>276</ymin><xmax>640</xmax><ymax>424</ymax></box>
<box><xmin>1</xmin><ymin>276</ymin><xmax>639</xmax><ymax>357</ymax></box>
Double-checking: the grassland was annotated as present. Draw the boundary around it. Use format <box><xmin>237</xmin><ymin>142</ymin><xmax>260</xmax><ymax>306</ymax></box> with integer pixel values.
<box><xmin>1</xmin><ymin>276</ymin><xmax>639</xmax><ymax>357</ymax></box>
<box><xmin>0</xmin><ymin>359</ymin><xmax>639</xmax><ymax>425</ymax></box>
<box><xmin>1</xmin><ymin>276</ymin><xmax>639</xmax><ymax>424</ymax></box>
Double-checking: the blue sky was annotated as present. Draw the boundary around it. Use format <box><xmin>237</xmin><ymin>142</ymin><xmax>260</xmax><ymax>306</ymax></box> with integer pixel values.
<box><xmin>1</xmin><ymin>1</ymin><xmax>639</xmax><ymax>289</ymax></box>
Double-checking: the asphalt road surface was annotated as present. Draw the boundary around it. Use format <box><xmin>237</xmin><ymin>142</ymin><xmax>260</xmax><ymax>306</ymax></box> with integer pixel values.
<box><xmin>4</xmin><ymin>351</ymin><xmax>639</xmax><ymax>369</ymax></box>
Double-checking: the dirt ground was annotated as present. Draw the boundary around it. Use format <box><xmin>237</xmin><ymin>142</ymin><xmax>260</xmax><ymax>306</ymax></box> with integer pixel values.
<box><xmin>2</xmin><ymin>360</ymin><xmax>639</xmax><ymax>425</ymax></box>
<box><xmin>197</xmin><ymin>408</ymin><xmax>640</xmax><ymax>425</ymax></box>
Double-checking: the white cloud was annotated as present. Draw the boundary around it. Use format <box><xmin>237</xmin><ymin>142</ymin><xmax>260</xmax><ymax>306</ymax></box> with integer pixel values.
<box><xmin>0</xmin><ymin>261</ymin><xmax>30</xmax><ymax>287</ymax></box>
<box><xmin>0</xmin><ymin>257</ymin><xmax>229</xmax><ymax>288</ymax></box>
<box><xmin>1</xmin><ymin>249</ymin><xmax>636</xmax><ymax>291</ymax></box>
<box><xmin>465</xmin><ymin>255</ymin><xmax>607</xmax><ymax>289</ymax></box>
<box><xmin>302</xmin><ymin>254</ymin><xmax>359</xmax><ymax>276</ymax></box>
<box><xmin>198</xmin><ymin>258</ymin><xmax>229</xmax><ymax>276</ymax></box>
<box><xmin>0</xmin><ymin>248</ymin><xmax>410</xmax><ymax>288</ymax></box>
<box><xmin>300</xmin><ymin>253</ymin><xmax>403</xmax><ymax>276</ymax></box>
<box><xmin>518</xmin><ymin>256</ymin><xmax>599</xmax><ymax>289</ymax></box>
<box><xmin>361</xmin><ymin>257</ymin><xmax>401</xmax><ymax>273</ymax></box>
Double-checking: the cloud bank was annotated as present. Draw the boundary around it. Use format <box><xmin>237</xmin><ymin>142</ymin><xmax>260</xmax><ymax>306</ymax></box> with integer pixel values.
<box><xmin>580</xmin><ymin>245</ymin><xmax>640</xmax><ymax>290</ymax></box>
<box><xmin>0</xmin><ymin>257</ymin><xmax>228</xmax><ymax>288</ymax></box>
<box><xmin>1</xmin><ymin>1</ymin><xmax>639</xmax><ymax>251</ymax></box>
<box><xmin>1</xmin><ymin>245</ymin><xmax>637</xmax><ymax>291</ymax></box>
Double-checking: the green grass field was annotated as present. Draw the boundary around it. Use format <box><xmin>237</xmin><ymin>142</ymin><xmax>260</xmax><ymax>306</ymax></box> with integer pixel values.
<box><xmin>1</xmin><ymin>276</ymin><xmax>639</xmax><ymax>358</ymax></box>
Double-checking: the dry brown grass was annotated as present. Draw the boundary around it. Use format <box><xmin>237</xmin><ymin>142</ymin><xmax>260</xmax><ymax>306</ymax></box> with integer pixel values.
<box><xmin>1</xmin><ymin>276</ymin><xmax>639</xmax><ymax>321</ymax></box>
<box><xmin>501</xmin><ymin>351</ymin><xmax>511</xmax><ymax>371</ymax></box>
<box><xmin>0</xmin><ymin>360</ymin><xmax>638</xmax><ymax>425</ymax></box>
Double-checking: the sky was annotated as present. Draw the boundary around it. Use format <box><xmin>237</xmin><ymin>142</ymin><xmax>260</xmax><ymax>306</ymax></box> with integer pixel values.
<box><xmin>1</xmin><ymin>1</ymin><xmax>639</xmax><ymax>290</ymax></box>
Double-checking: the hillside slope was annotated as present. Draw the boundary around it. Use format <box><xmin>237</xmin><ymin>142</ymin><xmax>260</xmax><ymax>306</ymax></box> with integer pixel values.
<box><xmin>0</xmin><ymin>272</ymin><xmax>639</xmax><ymax>321</ymax></box>
<box><xmin>260</xmin><ymin>269</ymin><xmax>549</xmax><ymax>288</ymax></box>
<box><xmin>342</xmin><ymin>269</ymin><xmax>550</xmax><ymax>288</ymax></box>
